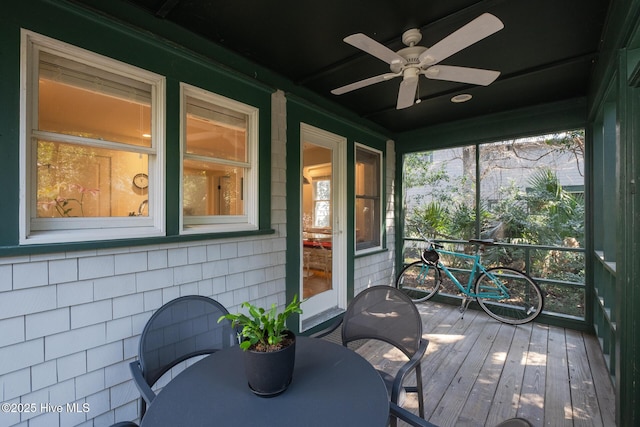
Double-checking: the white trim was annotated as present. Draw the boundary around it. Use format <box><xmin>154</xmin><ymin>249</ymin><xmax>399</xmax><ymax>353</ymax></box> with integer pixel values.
<box><xmin>300</xmin><ymin>123</ymin><xmax>348</xmax><ymax>325</ymax></box>
<box><xmin>179</xmin><ymin>83</ymin><xmax>259</xmax><ymax>234</ymax></box>
<box><xmin>19</xmin><ymin>30</ymin><xmax>166</xmax><ymax>245</ymax></box>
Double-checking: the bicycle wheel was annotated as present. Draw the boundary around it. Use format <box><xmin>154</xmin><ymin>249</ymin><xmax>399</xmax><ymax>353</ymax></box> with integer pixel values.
<box><xmin>396</xmin><ymin>261</ymin><xmax>441</xmax><ymax>302</ymax></box>
<box><xmin>474</xmin><ymin>267</ymin><xmax>543</xmax><ymax>325</ymax></box>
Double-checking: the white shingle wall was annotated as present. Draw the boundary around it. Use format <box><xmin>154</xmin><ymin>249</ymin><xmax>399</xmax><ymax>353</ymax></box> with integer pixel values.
<box><xmin>0</xmin><ymin>236</ymin><xmax>287</xmax><ymax>427</ymax></box>
<box><xmin>0</xmin><ymin>90</ymin><xmax>396</xmax><ymax>427</ymax></box>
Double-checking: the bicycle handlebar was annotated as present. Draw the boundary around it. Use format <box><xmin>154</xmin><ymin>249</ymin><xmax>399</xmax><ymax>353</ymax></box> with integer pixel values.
<box><xmin>468</xmin><ymin>238</ymin><xmax>495</xmax><ymax>246</ymax></box>
<box><xmin>413</xmin><ymin>225</ymin><xmax>493</xmax><ymax>249</ymax></box>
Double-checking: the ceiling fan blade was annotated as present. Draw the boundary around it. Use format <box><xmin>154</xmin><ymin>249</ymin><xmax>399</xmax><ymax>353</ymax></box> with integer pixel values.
<box><xmin>423</xmin><ymin>65</ymin><xmax>500</xmax><ymax>86</ymax></box>
<box><xmin>396</xmin><ymin>75</ymin><xmax>419</xmax><ymax>109</ymax></box>
<box><xmin>419</xmin><ymin>13</ymin><xmax>504</xmax><ymax>66</ymax></box>
<box><xmin>344</xmin><ymin>33</ymin><xmax>407</xmax><ymax>66</ymax></box>
<box><xmin>331</xmin><ymin>72</ymin><xmax>401</xmax><ymax>95</ymax></box>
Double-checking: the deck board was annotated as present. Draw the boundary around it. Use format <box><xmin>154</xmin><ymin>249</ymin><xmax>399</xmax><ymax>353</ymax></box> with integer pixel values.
<box><xmin>457</xmin><ymin>322</ymin><xmax>516</xmax><ymax>427</ymax></box>
<box><xmin>354</xmin><ymin>301</ymin><xmax>615</xmax><ymax>427</ymax></box>
<box><xmin>544</xmin><ymin>326</ymin><xmax>573</xmax><ymax>426</ymax></box>
<box><xmin>583</xmin><ymin>333</ymin><xmax>615</xmax><ymax>427</ymax></box>
<box><xmin>429</xmin><ymin>319</ymin><xmax>501</xmax><ymax>427</ymax></box>
<box><xmin>566</xmin><ymin>329</ymin><xmax>602</xmax><ymax>427</ymax></box>
<box><xmin>485</xmin><ymin>322</ymin><xmax>533</xmax><ymax>426</ymax></box>
<box><xmin>516</xmin><ymin>323</ymin><xmax>548</xmax><ymax>424</ymax></box>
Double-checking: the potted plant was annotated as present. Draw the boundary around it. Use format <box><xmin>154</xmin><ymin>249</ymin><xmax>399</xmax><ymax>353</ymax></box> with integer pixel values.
<box><xmin>219</xmin><ymin>295</ymin><xmax>303</xmax><ymax>397</ymax></box>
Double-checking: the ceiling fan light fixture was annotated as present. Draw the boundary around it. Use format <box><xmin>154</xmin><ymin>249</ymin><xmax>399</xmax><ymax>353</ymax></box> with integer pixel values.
<box><xmin>451</xmin><ymin>93</ymin><xmax>473</xmax><ymax>103</ymax></box>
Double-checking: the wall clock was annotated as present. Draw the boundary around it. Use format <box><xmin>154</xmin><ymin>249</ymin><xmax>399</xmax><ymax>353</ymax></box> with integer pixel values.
<box><xmin>133</xmin><ymin>173</ymin><xmax>149</xmax><ymax>189</ymax></box>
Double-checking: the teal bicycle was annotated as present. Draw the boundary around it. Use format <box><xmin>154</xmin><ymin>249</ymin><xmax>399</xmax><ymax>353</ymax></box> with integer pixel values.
<box><xmin>396</xmin><ymin>235</ymin><xmax>544</xmax><ymax>325</ymax></box>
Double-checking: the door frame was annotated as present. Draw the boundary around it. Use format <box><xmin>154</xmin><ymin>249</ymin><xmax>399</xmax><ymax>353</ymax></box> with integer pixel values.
<box><xmin>299</xmin><ymin>123</ymin><xmax>347</xmax><ymax>329</ymax></box>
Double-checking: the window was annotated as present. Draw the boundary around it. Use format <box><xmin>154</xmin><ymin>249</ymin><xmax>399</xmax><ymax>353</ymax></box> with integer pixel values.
<box><xmin>313</xmin><ymin>177</ymin><xmax>331</xmax><ymax>228</ymax></box>
<box><xmin>180</xmin><ymin>84</ymin><xmax>258</xmax><ymax>233</ymax></box>
<box><xmin>355</xmin><ymin>145</ymin><xmax>382</xmax><ymax>252</ymax></box>
<box><xmin>20</xmin><ymin>31</ymin><xmax>165</xmax><ymax>244</ymax></box>
<box><xmin>402</xmin><ymin>130</ymin><xmax>586</xmax><ymax>318</ymax></box>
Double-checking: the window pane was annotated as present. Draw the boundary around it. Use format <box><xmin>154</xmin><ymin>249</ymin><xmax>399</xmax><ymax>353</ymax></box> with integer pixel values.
<box><xmin>36</xmin><ymin>140</ymin><xmax>149</xmax><ymax>218</ymax></box>
<box><xmin>38</xmin><ymin>52</ymin><xmax>152</xmax><ymax>147</ymax></box>
<box><xmin>355</xmin><ymin>198</ymin><xmax>380</xmax><ymax>249</ymax></box>
<box><xmin>185</xmin><ymin>96</ymin><xmax>247</xmax><ymax>162</ymax></box>
<box><xmin>402</xmin><ymin>131</ymin><xmax>586</xmax><ymax>319</ymax></box>
<box><xmin>314</xmin><ymin>180</ymin><xmax>330</xmax><ymax>200</ymax></box>
<box><xmin>404</xmin><ymin>146</ymin><xmax>477</xmax><ymax>240</ymax></box>
<box><xmin>312</xmin><ymin>179</ymin><xmax>331</xmax><ymax>228</ymax></box>
<box><xmin>479</xmin><ymin>135</ymin><xmax>585</xmax><ymax>245</ymax></box>
<box><xmin>356</xmin><ymin>146</ymin><xmax>381</xmax><ymax>250</ymax></box>
<box><xmin>314</xmin><ymin>201</ymin><xmax>331</xmax><ymax>228</ymax></box>
<box><xmin>183</xmin><ymin>159</ymin><xmax>245</xmax><ymax>216</ymax></box>
<box><xmin>356</xmin><ymin>149</ymin><xmax>380</xmax><ymax>196</ymax></box>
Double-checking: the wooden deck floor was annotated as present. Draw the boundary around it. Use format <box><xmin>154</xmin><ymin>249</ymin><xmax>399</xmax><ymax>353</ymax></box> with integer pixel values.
<box><xmin>354</xmin><ymin>301</ymin><xmax>616</xmax><ymax>427</ymax></box>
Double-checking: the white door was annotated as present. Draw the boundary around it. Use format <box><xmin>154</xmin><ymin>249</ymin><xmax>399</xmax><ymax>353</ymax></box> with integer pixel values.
<box><xmin>300</xmin><ymin>124</ymin><xmax>346</xmax><ymax>325</ymax></box>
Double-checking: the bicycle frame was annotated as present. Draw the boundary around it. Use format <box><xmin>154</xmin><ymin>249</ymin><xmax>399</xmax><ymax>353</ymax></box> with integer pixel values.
<box><xmin>424</xmin><ymin>246</ymin><xmax>509</xmax><ymax>300</ymax></box>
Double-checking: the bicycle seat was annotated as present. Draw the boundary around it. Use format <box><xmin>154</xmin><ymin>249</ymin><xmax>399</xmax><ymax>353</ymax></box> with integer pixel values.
<box><xmin>468</xmin><ymin>238</ymin><xmax>495</xmax><ymax>246</ymax></box>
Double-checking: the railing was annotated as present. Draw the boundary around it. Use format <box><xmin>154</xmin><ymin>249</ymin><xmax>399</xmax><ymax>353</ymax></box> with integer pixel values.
<box><xmin>402</xmin><ymin>237</ymin><xmax>586</xmax><ymax>322</ymax></box>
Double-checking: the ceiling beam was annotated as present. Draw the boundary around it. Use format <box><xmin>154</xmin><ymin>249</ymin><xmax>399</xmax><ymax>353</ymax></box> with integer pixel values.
<box><xmin>156</xmin><ymin>0</ymin><xmax>182</xmax><ymax>18</ymax></box>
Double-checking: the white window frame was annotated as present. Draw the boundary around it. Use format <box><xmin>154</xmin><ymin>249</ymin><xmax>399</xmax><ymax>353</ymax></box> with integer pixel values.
<box><xmin>179</xmin><ymin>83</ymin><xmax>259</xmax><ymax>234</ymax></box>
<box><xmin>19</xmin><ymin>30</ymin><xmax>166</xmax><ymax>245</ymax></box>
<box><xmin>355</xmin><ymin>143</ymin><xmax>383</xmax><ymax>254</ymax></box>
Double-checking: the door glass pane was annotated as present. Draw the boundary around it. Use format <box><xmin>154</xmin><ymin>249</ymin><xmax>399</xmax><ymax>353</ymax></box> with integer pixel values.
<box><xmin>302</xmin><ymin>143</ymin><xmax>333</xmax><ymax>299</ymax></box>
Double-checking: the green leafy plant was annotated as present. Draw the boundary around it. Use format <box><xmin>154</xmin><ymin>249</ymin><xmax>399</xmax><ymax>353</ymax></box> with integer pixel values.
<box><xmin>219</xmin><ymin>295</ymin><xmax>303</xmax><ymax>352</ymax></box>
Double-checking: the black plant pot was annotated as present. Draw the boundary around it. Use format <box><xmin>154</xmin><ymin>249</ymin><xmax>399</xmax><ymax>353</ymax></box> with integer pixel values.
<box><xmin>243</xmin><ymin>330</ymin><xmax>296</xmax><ymax>397</ymax></box>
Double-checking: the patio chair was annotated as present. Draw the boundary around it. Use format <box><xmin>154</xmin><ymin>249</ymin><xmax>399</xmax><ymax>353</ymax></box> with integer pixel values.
<box><xmin>129</xmin><ymin>295</ymin><xmax>237</xmax><ymax>418</ymax></box>
<box><xmin>390</xmin><ymin>402</ymin><xmax>437</xmax><ymax>427</ymax></box>
<box><xmin>314</xmin><ymin>285</ymin><xmax>428</xmax><ymax>427</ymax></box>
<box><xmin>390</xmin><ymin>402</ymin><xmax>532</xmax><ymax>427</ymax></box>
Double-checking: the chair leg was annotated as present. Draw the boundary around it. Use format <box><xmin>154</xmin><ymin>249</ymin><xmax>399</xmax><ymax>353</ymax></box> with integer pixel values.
<box><xmin>416</xmin><ymin>364</ymin><xmax>425</xmax><ymax>418</ymax></box>
<box><xmin>389</xmin><ymin>412</ymin><xmax>398</xmax><ymax>427</ymax></box>
<box><xmin>140</xmin><ymin>399</ymin><xmax>147</xmax><ymax>420</ymax></box>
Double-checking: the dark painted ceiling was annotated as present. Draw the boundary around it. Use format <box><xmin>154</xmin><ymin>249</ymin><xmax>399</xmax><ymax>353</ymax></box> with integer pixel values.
<box><xmin>75</xmin><ymin>0</ymin><xmax>611</xmax><ymax>134</ymax></box>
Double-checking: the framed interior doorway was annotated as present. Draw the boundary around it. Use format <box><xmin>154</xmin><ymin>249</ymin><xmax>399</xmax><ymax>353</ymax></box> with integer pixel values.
<box><xmin>299</xmin><ymin>123</ymin><xmax>346</xmax><ymax>328</ymax></box>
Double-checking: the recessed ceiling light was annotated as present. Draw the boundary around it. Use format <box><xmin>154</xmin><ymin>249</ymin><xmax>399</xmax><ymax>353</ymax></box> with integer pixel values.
<box><xmin>451</xmin><ymin>94</ymin><xmax>472</xmax><ymax>103</ymax></box>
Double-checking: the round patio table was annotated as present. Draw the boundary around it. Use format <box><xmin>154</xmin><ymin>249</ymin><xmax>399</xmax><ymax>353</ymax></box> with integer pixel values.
<box><xmin>139</xmin><ymin>336</ymin><xmax>390</xmax><ymax>427</ymax></box>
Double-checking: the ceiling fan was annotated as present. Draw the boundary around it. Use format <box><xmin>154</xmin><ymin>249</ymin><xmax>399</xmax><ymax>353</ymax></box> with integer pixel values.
<box><xmin>331</xmin><ymin>13</ymin><xmax>504</xmax><ymax>109</ymax></box>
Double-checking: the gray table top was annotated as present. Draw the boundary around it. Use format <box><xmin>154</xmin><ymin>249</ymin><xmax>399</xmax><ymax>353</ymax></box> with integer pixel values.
<box><xmin>140</xmin><ymin>336</ymin><xmax>390</xmax><ymax>427</ymax></box>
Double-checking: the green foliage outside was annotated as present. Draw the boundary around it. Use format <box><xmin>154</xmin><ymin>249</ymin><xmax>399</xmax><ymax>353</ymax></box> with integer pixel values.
<box><xmin>403</xmin><ymin>131</ymin><xmax>586</xmax><ymax>317</ymax></box>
